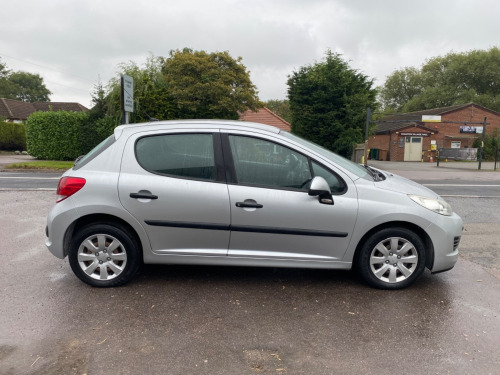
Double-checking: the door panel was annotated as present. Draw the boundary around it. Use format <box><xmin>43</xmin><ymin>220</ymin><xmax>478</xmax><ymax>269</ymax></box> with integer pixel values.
<box><xmin>224</xmin><ymin>132</ymin><xmax>358</xmax><ymax>261</ymax></box>
<box><xmin>228</xmin><ymin>185</ymin><xmax>357</xmax><ymax>260</ymax></box>
<box><xmin>118</xmin><ymin>130</ymin><xmax>230</xmax><ymax>256</ymax></box>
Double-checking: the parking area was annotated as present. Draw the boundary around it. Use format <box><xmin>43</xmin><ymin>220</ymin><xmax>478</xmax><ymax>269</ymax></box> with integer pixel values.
<box><xmin>1</xmin><ymin>189</ymin><xmax>499</xmax><ymax>374</ymax></box>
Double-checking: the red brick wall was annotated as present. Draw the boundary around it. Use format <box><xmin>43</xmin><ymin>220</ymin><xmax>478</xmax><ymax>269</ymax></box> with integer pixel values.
<box><xmin>428</xmin><ymin>106</ymin><xmax>500</xmax><ymax>149</ymax></box>
<box><xmin>368</xmin><ymin>105</ymin><xmax>500</xmax><ymax>161</ymax></box>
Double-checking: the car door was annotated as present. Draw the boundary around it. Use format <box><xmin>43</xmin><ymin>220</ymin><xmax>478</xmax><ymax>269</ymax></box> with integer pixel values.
<box><xmin>118</xmin><ymin>128</ymin><xmax>230</xmax><ymax>256</ymax></box>
<box><xmin>222</xmin><ymin>131</ymin><xmax>358</xmax><ymax>261</ymax></box>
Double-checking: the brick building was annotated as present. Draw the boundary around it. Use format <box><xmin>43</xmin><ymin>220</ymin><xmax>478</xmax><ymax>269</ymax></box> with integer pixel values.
<box><xmin>367</xmin><ymin>103</ymin><xmax>500</xmax><ymax>161</ymax></box>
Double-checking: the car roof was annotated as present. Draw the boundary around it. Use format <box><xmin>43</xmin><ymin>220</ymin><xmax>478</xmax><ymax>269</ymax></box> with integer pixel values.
<box><xmin>113</xmin><ymin>119</ymin><xmax>281</xmax><ymax>139</ymax></box>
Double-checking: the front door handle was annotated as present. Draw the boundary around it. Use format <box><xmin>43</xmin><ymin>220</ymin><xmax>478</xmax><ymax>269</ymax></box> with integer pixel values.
<box><xmin>130</xmin><ymin>192</ymin><xmax>158</xmax><ymax>200</ymax></box>
<box><xmin>236</xmin><ymin>201</ymin><xmax>263</xmax><ymax>208</ymax></box>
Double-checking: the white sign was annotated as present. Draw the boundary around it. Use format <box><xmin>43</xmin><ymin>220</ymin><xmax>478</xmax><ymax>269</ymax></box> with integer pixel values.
<box><xmin>122</xmin><ymin>75</ymin><xmax>134</xmax><ymax>113</ymax></box>
<box><xmin>422</xmin><ymin>115</ymin><xmax>441</xmax><ymax>122</ymax></box>
<box><xmin>460</xmin><ymin>126</ymin><xmax>483</xmax><ymax>134</ymax></box>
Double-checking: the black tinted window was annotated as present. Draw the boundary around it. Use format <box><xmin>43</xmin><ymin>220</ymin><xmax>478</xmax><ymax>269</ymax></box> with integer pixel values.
<box><xmin>136</xmin><ymin>134</ymin><xmax>215</xmax><ymax>181</ymax></box>
<box><xmin>229</xmin><ymin>135</ymin><xmax>312</xmax><ymax>190</ymax></box>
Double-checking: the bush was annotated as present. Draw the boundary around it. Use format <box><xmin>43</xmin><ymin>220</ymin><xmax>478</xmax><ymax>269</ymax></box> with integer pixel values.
<box><xmin>0</xmin><ymin>122</ymin><xmax>27</xmax><ymax>151</ymax></box>
<box><xmin>473</xmin><ymin>130</ymin><xmax>499</xmax><ymax>161</ymax></box>
<box><xmin>26</xmin><ymin>111</ymin><xmax>102</xmax><ymax>160</ymax></box>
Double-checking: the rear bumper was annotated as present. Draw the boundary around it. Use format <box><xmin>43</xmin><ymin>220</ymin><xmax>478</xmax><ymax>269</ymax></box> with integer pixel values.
<box><xmin>45</xmin><ymin>199</ymin><xmax>80</xmax><ymax>259</ymax></box>
<box><xmin>426</xmin><ymin>212</ymin><xmax>463</xmax><ymax>273</ymax></box>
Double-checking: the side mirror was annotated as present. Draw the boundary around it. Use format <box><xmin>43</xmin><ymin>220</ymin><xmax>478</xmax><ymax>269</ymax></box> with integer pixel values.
<box><xmin>308</xmin><ymin>176</ymin><xmax>334</xmax><ymax>205</ymax></box>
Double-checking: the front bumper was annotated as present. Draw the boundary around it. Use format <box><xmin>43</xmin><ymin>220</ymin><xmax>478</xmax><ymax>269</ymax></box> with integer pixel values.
<box><xmin>426</xmin><ymin>212</ymin><xmax>463</xmax><ymax>273</ymax></box>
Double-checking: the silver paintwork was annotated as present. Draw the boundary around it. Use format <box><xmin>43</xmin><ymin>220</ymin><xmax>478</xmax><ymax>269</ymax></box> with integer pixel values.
<box><xmin>45</xmin><ymin>119</ymin><xmax>463</xmax><ymax>281</ymax></box>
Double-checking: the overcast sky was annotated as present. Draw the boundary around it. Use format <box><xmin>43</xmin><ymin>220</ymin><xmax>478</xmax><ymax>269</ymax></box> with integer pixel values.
<box><xmin>1</xmin><ymin>0</ymin><xmax>499</xmax><ymax>108</ymax></box>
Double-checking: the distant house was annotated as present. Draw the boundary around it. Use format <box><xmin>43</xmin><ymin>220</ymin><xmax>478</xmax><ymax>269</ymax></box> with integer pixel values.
<box><xmin>0</xmin><ymin>98</ymin><xmax>88</xmax><ymax>123</ymax></box>
<box><xmin>367</xmin><ymin>103</ymin><xmax>500</xmax><ymax>161</ymax></box>
<box><xmin>239</xmin><ymin>107</ymin><xmax>291</xmax><ymax>132</ymax></box>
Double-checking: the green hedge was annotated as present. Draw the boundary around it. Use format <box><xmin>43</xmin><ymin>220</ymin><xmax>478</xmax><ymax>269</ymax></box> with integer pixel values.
<box><xmin>0</xmin><ymin>122</ymin><xmax>27</xmax><ymax>151</ymax></box>
<box><xmin>26</xmin><ymin>111</ymin><xmax>107</xmax><ymax>160</ymax></box>
<box><xmin>473</xmin><ymin>131</ymin><xmax>499</xmax><ymax>161</ymax></box>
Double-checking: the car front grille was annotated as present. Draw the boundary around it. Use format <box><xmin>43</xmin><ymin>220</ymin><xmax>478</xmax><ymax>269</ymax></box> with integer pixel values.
<box><xmin>453</xmin><ymin>236</ymin><xmax>461</xmax><ymax>251</ymax></box>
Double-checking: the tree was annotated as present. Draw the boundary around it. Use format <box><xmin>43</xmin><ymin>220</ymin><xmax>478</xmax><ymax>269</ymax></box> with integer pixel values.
<box><xmin>265</xmin><ymin>99</ymin><xmax>292</xmax><ymax>123</ymax></box>
<box><xmin>8</xmin><ymin>71</ymin><xmax>51</xmax><ymax>102</ymax></box>
<box><xmin>163</xmin><ymin>48</ymin><xmax>261</xmax><ymax>119</ymax></box>
<box><xmin>0</xmin><ymin>59</ymin><xmax>51</xmax><ymax>102</ymax></box>
<box><xmin>105</xmin><ymin>55</ymin><xmax>179</xmax><ymax>123</ymax></box>
<box><xmin>0</xmin><ymin>59</ymin><xmax>17</xmax><ymax>99</ymax></box>
<box><xmin>380</xmin><ymin>47</ymin><xmax>500</xmax><ymax>112</ymax></box>
<box><xmin>378</xmin><ymin>67</ymin><xmax>423</xmax><ymax>111</ymax></box>
<box><xmin>287</xmin><ymin>51</ymin><xmax>377</xmax><ymax>157</ymax></box>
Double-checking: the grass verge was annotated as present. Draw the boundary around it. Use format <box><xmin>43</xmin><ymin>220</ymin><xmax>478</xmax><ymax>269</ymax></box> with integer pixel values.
<box><xmin>4</xmin><ymin>160</ymin><xmax>74</xmax><ymax>170</ymax></box>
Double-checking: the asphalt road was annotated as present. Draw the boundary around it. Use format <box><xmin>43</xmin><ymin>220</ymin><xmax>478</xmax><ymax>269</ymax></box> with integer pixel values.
<box><xmin>0</xmin><ymin>172</ymin><xmax>61</xmax><ymax>190</ymax></box>
<box><xmin>1</xmin><ymin>163</ymin><xmax>499</xmax><ymax>374</ymax></box>
<box><xmin>1</xmin><ymin>171</ymin><xmax>499</xmax><ymax>199</ymax></box>
<box><xmin>1</xmin><ymin>188</ymin><xmax>499</xmax><ymax>374</ymax></box>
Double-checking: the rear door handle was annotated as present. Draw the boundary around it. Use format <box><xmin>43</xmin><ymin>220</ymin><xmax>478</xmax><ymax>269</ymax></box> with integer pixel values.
<box><xmin>130</xmin><ymin>192</ymin><xmax>158</xmax><ymax>200</ymax></box>
<box><xmin>236</xmin><ymin>201</ymin><xmax>263</xmax><ymax>208</ymax></box>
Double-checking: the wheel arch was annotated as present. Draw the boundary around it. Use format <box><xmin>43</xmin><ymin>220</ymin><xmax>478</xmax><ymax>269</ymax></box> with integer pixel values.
<box><xmin>352</xmin><ymin>221</ymin><xmax>434</xmax><ymax>270</ymax></box>
<box><xmin>63</xmin><ymin>213</ymin><xmax>144</xmax><ymax>259</ymax></box>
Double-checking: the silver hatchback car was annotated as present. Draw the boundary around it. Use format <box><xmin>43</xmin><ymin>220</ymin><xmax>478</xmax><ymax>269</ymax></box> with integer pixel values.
<box><xmin>46</xmin><ymin>120</ymin><xmax>462</xmax><ymax>289</ymax></box>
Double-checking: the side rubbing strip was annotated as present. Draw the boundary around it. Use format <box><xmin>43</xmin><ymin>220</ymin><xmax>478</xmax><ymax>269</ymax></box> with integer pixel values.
<box><xmin>231</xmin><ymin>225</ymin><xmax>347</xmax><ymax>237</ymax></box>
<box><xmin>145</xmin><ymin>221</ymin><xmax>229</xmax><ymax>231</ymax></box>
<box><xmin>145</xmin><ymin>220</ymin><xmax>348</xmax><ymax>238</ymax></box>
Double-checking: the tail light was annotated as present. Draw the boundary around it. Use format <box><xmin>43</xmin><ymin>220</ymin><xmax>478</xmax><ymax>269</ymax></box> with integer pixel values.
<box><xmin>56</xmin><ymin>177</ymin><xmax>86</xmax><ymax>203</ymax></box>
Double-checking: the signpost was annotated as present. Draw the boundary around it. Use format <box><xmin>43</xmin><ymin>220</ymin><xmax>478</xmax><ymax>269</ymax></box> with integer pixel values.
<box><xmin>121</xmin><ymin>75</ymin><xmax>134</xmax><ymax>124</ymax></box>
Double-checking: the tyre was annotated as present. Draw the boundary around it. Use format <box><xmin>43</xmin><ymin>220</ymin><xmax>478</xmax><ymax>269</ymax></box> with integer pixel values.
<box><xmin>356</xmin><ymin>227</ymin><xmax>426</xmax><ymax>290</ymax></box>
<box><xmin>69</xmin><ymin>223</ymin><xmax>141</xmax><ymax>287</ymax></box>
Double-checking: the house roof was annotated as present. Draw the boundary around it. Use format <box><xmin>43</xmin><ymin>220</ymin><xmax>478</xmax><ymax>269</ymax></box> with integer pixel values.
<box><xmin>0</xmin><ymin>98</ymin><xmax>88</xmax><ymax>121</ymax></box>
<box><xmin>32</xmin><ymin>102</ymin><xmax>88</xmax><ymax>112</ymax></box>
<box><xmin>0</xmin><ymin>98</ymin><xmax>35</xmax><ymax>120</ymax></box>
<box><xmin>239</xmin><ymin>107</ymin><xmax>291</xmax><ymax>131</ymax></box>
<box><xmin>373</xmin><ymin>103</ymin><xmax>499</xmax><ymax>134</ymax></box>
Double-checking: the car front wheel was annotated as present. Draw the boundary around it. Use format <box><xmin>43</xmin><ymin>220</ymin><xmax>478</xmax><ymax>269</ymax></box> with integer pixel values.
<box><xmin>69</xmin><ymin>223</ymin><xmax>140</xmax><ymax>287</ymax></box>
<box><xmin>357</xmin><ymin>227</ymin><xmax>426</xmax><ymax>290</ymax></box>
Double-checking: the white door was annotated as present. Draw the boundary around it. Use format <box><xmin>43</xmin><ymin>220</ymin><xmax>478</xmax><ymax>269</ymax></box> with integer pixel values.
<box><xmin>404</xmin><ymin>137</ymin><xmax>422</xmax><ymax>161</ymax></box>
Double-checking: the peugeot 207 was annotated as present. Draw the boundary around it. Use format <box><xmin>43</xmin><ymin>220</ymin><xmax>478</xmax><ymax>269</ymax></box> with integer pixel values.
<box><xmin>45</xmin><ymin>120</ymin><xmax>462</xmax><ymax>289</ymax></box>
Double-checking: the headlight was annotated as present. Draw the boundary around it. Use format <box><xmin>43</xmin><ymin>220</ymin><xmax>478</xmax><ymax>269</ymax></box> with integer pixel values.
<box><xmin>408</xmin><ymin>195</ymin><xmax>453</xmax><ymax>216</ymax></box>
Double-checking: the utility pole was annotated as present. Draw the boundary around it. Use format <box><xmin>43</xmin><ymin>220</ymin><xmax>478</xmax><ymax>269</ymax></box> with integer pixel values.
<box><xmin>495</xmin><ymin>131</ymin><xmax>499</xmax><ymax>171</ymax></box>
<box><xmin>478</xmin><ymin>117</ymin><xmax>487</xmax><ymax>170</ymax></box>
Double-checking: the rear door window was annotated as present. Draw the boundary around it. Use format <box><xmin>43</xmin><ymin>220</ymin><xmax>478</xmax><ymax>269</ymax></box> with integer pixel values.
<box><xmin>136</xmin><ymin>133</ymin><xmax>216</xmax><ymax>181</ymax></box>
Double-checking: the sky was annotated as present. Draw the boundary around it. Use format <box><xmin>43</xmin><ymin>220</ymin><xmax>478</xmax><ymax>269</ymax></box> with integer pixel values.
<box><xmin>1</xmin><ymin>0</ymin><xmax>499</xmax><ymax>108</ymax></box>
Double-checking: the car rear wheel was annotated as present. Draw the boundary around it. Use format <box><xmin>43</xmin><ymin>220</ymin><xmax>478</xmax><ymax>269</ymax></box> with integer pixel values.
<box><xmin>357</xmin><ymin>227</ymin><xmax>426</xmax><ymax>290</ymax></box>
<box><xmin>69</xmin><ymin>223</ymin><xmax>140</xmax><ymax>287</ymax></box>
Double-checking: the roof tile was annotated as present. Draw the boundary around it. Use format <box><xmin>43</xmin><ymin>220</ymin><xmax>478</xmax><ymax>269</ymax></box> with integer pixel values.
<box><xmin>239</xmin><ymin>107</ymin><xmax>291</xmax><ymax>131</ymax></box>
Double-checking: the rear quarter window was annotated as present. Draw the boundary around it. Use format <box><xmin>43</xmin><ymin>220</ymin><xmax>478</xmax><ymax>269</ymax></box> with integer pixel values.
<box><xmin>73</xmin><ymin>135</ymin><xmax>116</xmax><ymax>170</ymax></box>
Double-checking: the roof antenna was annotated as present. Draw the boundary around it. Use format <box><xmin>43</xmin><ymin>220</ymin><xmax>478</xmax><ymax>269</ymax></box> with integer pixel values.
<box><xmin>144</xmin><ymin>111</ymin><xmax>159</xmax><ymax>122</ymax></box>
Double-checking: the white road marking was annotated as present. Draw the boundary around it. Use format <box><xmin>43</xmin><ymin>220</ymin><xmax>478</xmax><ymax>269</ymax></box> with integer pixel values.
<box><xmin>424</xmin><ymin>184</ymin><xmax>500</xmax><ymax>187</ymax></box>
<box><xmin>440</xmin><ymin>195</ymin><xmax>500</xmax><ymax>198</ymax></box>
<box><xmin>0</xmin><ymin>188</ymin><xmax>56</xmax><ymax>191</ymax></box>
<box><xmin>0</xmin><ymin>176</ymin><xmax>60</xmax><ymax>180</ymax></box>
